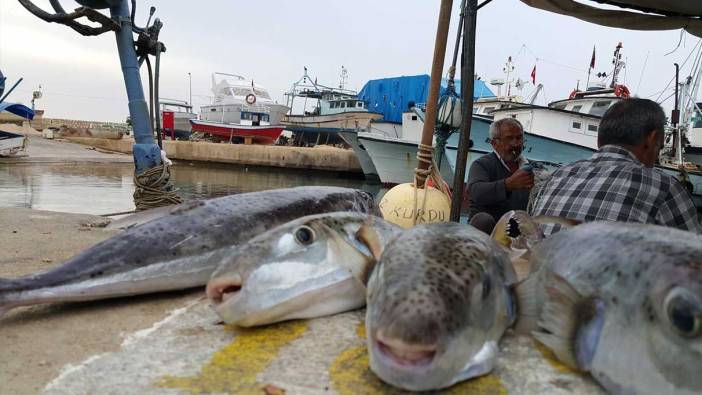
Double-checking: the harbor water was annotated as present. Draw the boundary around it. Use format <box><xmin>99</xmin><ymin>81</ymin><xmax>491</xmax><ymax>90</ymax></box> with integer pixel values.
<box><xmin>0</xmin><ymin>162</ymin><xmax>382</xmax><ymax>216</ymax></box>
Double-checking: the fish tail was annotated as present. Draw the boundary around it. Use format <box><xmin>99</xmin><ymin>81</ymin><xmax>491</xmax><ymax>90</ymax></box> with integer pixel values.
<box><xmin>512</xmin><ymin>275</ymin><xmax>540</xmax><ymax>334</ymax></box>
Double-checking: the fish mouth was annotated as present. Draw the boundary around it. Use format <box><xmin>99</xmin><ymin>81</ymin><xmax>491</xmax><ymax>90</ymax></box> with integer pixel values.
<box><xmin>206</xmin><ymin>274</ymin><xmax>243</xmax><ymax>306</ymax></box>
<box><xmin>374</xmin><ymin>331</ymin><xmax>437</xmax><ymax>370</ymax></box>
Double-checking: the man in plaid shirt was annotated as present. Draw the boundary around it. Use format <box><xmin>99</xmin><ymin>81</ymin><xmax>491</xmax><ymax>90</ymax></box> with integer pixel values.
<box><xmin>529</xmin><ymin>98</ymin><xmax>702</xmax><ymax>236</ymax></box>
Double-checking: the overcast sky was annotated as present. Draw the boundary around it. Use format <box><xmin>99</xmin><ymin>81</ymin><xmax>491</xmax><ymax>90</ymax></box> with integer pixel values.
<box><xmin>1</xmin><ymin>0</ymin><xmax>699</xmax><ymax>122</ymax></box>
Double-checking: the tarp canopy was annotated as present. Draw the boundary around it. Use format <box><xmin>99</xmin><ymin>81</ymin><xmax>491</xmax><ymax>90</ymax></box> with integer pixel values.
<box><xmin>359</xmin><ymin>75</ymin><xmax>494</xmax><ymax>123</ymax></box>
<box><xmin>0</xmin><ymin>102</ymin><xmax>35</xmax><ymax>120</ymax></box>
<box><xmin>519</xmin><ymin>0</ymin><xmax>702</xmax><ymax>38</ymax></box>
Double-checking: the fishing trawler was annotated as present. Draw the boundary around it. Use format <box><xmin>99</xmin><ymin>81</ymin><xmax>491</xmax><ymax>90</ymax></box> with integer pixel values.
<box><xmin>190</xmin><ymin>73</ymin><xmax>289</xmax><ymax>144</ymax></box>
<box><xmin>281</xmin><ymin>67</ymin><xmax>382</xmax><ymax>146</ymax></box>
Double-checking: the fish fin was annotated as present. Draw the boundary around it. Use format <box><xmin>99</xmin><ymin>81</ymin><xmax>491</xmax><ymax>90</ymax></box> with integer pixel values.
<box><xmin>355</xmin><ymin>219</ymin><xmax>382</xmax><ymax>285</ymax></box>
<box><xmin>512</xmin><ymin>274</ymin><xmax>541</xmax><ymax>334</ymax></box>
<box><xmin>532</xmin><ymin>216</ymin><xmax>581</xmax><ymax>228</ymax></box>
<box><xmin>531</xmin><ymin>273</ymin><xmax>590</xmax><ymax>371</ymax></box>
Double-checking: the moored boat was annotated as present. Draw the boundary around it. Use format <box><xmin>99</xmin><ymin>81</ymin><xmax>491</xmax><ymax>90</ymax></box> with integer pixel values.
<box><xmin>193</xmin><ymin>72</ymin><xmax>288</xmax><ymax>144</ymax></box>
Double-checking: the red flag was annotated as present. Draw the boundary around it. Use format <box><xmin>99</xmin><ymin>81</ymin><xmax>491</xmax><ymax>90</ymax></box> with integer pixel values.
<box><xmin>531</xmin><ymin>65</ymin><xmax>536</xmax><ymax>84</ymax></box>
<box><xmin>590</xmin><ymin>45</ymin><xmax>596</xmax><ymax>69</ymax></box>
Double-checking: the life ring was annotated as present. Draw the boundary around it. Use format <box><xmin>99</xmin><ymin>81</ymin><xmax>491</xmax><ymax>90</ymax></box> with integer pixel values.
<box><xmin>245</xmin><ymin>93</ymin><xmax>256</xmax><ymax>105</ymax></box>
<box><xmin>614</xmin><ymin>85</ymin><xmax>630</xmax><ymax>98</ymax></box>
<box><xmin>568</xmin><ymin>89</ymin><xmax>578</xmax><ymax>100</ymax></box>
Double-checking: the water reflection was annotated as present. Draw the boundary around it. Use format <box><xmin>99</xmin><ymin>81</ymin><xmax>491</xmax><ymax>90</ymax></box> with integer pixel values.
<box><xmin>0</xmin><ymin>162</ymin><xmax>381</xmax><ymax>216</ymax></box>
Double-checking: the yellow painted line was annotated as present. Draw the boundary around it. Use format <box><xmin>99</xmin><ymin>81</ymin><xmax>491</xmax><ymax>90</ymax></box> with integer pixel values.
<box><xmin>533</xmin><ymin>340</ymin><xmax>584</xmax><ymax>376</ymax></box>
<box><xmin>330</xmin><ymin>323</ymin><xmax>507</xmax><ymax>394</ymax></box>
<box><xmin>157</xmin><ymin>321</ymin><xmax>308</xmax><ymax>394</ymax></box>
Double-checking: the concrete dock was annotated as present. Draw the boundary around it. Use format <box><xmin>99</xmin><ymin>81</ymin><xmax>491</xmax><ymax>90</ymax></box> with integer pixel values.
<box><xmin>0</xmin><ymin>208</ymin><xmax>605</xmax><ymax>395</ymax></box>
<box><xmin>0</xmin><ymin>125</ymin><xmax>605</xmax><ymax>394</ymax></box>
<box><xmin>1</xmin><ymin>125</ymin><xmax>362</xmax><ymax>173</ymax></box>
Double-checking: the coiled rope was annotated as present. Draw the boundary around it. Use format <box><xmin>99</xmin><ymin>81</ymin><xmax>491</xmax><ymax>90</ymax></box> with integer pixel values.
<box><xmin>133</xmin><ymin>162</ymin><xmax>183</xmax><ymax>210</ymax></box>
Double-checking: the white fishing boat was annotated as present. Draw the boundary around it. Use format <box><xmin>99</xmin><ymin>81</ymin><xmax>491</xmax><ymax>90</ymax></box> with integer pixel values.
<box><xmin>281</xmin><ymin>67</ymin><xmax>383</xmax><ymax>146</ymax></box>
<box><xmin>192</xmin><ymin>73</ymin><xmax>289</xmax><ymax>144</ymax></box>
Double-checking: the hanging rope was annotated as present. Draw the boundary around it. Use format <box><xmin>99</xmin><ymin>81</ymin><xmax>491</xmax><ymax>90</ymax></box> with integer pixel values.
<box><xmin>412</xmin><ymin>143</ymin><xmax>452</xmax><ymax>225</ymax></box>
<box><xmin>133</xmin><ymin>161</ymin><xmax>183</xmax><ymax>210</ymax></box>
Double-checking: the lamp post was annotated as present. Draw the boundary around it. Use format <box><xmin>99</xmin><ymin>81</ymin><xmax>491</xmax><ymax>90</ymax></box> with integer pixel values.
<box><xmin>188</xmin><ymin>72</ymin><xmax>192</xmax><ymax>106</ymax></box>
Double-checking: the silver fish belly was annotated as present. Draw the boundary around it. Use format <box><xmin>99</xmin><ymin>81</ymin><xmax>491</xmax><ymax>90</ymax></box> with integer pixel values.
<box><xmin>366</xmin><ymin>223</ymin><xmax>517</xmax><ymax>391</ymax></box>
<box><xmin>207</xmin><ymin>212</ymin><xmax>401</xmax><ymax>327</ymax></box>
<box><xmin>0</xmin><ymin>186</ymin><xmax>378</xmax><ymax>316</ymax></box>
<box><xmin>517</xmin><ymin>222</ymin><xmax>702</xmax><ymax>395</ymax></box>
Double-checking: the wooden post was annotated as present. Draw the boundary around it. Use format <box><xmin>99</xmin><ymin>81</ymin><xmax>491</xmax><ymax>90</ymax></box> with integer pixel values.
<box><xmin>450</xmin><ymin>0</ymin><xmax>478</xmax><ymax>222</ymax></box>
<box><xmin>415</xmin><ymin>0</ymin><xmax>454</xmax><ymax>189</ymax></box>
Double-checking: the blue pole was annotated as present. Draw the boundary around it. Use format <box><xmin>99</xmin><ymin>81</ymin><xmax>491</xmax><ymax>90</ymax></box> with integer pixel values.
<box><xmin>109</xmin><ymin>0</ymin><xmax>161</xmax><ymax>173</ymax></box>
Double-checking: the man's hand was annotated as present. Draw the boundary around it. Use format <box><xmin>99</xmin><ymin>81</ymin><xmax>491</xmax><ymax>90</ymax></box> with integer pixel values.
<box><xmin>505</xmin><ymin>169</ymin><xmax>535</xmax><ymax>191</ymax></box>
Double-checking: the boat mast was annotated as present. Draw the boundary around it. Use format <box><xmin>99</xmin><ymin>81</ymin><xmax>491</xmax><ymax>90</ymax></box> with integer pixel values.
<box><xmin>609</xmin><ymin>42</ymin><xmax>625</xmax><ymax>88</ymax></box>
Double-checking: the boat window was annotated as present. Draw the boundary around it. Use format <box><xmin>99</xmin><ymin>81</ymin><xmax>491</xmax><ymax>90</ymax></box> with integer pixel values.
<box><xmin>241</xmin><ymin>112</ymin><xmax>251</xmax><ymax>120</ymax></box>
<box><xmin>263</xmin><ymin>114</ymin><xmax>270</xmax><ymax>122</ymax></box>
<box><xmin>553</xmin><ymin>103</ymin><xmax>566</xmax><ymax>110</ymax></box>
<box><xmin>484</xmin><ymin>106</ymin><xmax>495</xmax><ymax>113</ymax></box>
<box><xmin>572</xmin><ymin>105</ymin><xmax>583</xmax><ymax>112</ymax></box>
<box><xmin>341</xmin><ymin>102</ymin><xmax>346</xmax><ymax>108</ymax></box>
<box><xmin>357</xmin><ymin>102</ymin><xmax>363</xmax><ymax>108</ymax></box>
<box><xmin>589</xmin><ymin>101</ymin><xmax>612</xmax><ymax>116</ymax></box>
<box><xmin>330</xmin><ymin>102</ymin><xmax>337</xmax><ymax>109</ymax></box>
<box><xmin>588</xmin><ymin>124</ymin><xmax>598</xmax><ymax>132</ymax></box>
<box><xmin>347</xmin><ymin>101</ymin><xmax>356</xmax><ymax>108</ymax></box>
<box><xmin>210</xmin><ymin>108</ymin><xmax>217</xmax><ymax>112</ymax></box>
<box><xmin>572</xmin><ymin>121</ymin><xmax>582</xmax><ymax>129</ymax></box>
<box><xmin>694</xmin><ymin>110</ymin><xmax>702</xmax><ymax>128</ymax></box>
<box><xmin>473</xmin><ymin>107</ymin><xmax>478</xmax><ymax>113</ymax></box>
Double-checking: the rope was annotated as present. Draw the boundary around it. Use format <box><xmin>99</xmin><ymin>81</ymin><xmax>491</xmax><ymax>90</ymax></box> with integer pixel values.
<box><xmin>412</xmin><ymin>143</ymin><xmax>452</xmax><ymax>225</ymax></box>
<box><xmin>133</xmin><ymin>163</ymin><xmax>183</xmax><ymax>211</ymax></box>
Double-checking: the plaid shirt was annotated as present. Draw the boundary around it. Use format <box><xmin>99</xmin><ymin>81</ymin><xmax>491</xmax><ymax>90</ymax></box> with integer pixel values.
<box><xmin>528</xmin><ymin>145</ymin><xmax>702</xmax><ymax>236</ymax></box>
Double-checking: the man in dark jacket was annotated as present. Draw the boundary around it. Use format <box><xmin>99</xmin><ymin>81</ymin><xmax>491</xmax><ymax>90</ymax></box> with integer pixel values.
<box><xmin>466</xmin><ymin>117</ymin><xmax>534</xmax><ymax>233</ymax></box>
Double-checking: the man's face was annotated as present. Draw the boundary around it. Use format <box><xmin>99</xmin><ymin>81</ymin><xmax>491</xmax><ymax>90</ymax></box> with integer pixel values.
<box><xmin>491</xmin><ymin>123</ymin><xmax>524</xmax><ymax>162</ymax></box>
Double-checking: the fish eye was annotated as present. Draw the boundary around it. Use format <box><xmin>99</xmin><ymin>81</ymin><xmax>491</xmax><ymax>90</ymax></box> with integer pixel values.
<box><xmin>664</xmin><ymin>288</ymin><xmax>702</xmax><ymax>338</ymax></box>
<box><xmin>294</xmin><ymin>226</ymin><xmax>316</xmax><ymax>245</ymax></box>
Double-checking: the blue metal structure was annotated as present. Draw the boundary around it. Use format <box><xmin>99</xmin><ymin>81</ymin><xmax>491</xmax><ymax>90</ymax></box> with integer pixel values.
<box><xmin>109</xmin><ymin>0</ymin><xmax>161</xmax><ymax>173</ymax></box>
<box><xmin>18</xmin><ymin>0</ymin><xmax>164</xmax><ymax>174</ymax></box>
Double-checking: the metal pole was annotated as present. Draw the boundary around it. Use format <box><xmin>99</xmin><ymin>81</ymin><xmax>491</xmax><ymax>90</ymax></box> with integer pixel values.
<box><xmin>109</xmin><ymin>0</ymin><xmax>161</xmax><ymax>173</ymax></box>
<box><xmin>450</xmin><ymin>0</ymin><xmax>477</xmax><ymax>222</ymax></box>
<box><xmin>188</xmin><ymin>72</ymin><xmax>192</xmax><ymax>105</ymax></box>
<box><xmin>415</xmin><ymin>0</ymin><xmax>454</xmax><ymax>189</ymax></box>
<box><xmin>0</xmin><ymin>78</ymin><xmax>23</xmax><ymax>104</ymax></box>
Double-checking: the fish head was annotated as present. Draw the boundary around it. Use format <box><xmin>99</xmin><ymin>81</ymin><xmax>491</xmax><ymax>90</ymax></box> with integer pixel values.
<box><xmin>367</xmin><ymin>224</ymin><xmax>514</xmax><ymax>391</ymax></box>
<box><xmin>530</xmin><ymin>223</ymin><xmax>702</xmax><ymax>394</ymax></box>
<box><xmin>207</xmin><ymin>212</ymin><xmax>400</xmax><ymax>326</ymax></box>
<box><xmin>491</xmin><ymin>210</ymin><xmax>544</xmax><ymax>256</ymax></box>
<box><xmin>640</xmin><ymin>255</ymin><xmax>702</xmax><ymax>393</ymax></box>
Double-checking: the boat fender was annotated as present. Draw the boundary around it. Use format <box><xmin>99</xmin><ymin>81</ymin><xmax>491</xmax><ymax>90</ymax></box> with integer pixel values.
<box><xmin>245</xmin><ymin>93</ymin><xmax>257</xmax><ymax>105</ymax></box>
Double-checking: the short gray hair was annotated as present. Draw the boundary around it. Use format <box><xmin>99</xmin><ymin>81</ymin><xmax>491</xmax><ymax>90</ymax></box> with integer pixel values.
<box><xmin>489</xmin><ymin>117</ymin><xmax>524</xmax><ymax>140</ymax></box>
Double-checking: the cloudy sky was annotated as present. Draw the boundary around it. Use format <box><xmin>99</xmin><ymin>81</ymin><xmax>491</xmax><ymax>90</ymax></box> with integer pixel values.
<box><xmin>0</xmin><ymin>0</ymin><xmax>699</xmax><ymax>122</ymax></box>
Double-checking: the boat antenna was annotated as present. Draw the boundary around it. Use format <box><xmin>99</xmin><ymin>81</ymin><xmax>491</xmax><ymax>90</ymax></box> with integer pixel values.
<box><xmin>339</xmin><ymin>66</ymin><xmax>348</xmax><ymax>90</ymax></box>
<box><xmin>610</xmin><ymin>42</ymin><xmax>625</xmax><ymax>88</ymax></box>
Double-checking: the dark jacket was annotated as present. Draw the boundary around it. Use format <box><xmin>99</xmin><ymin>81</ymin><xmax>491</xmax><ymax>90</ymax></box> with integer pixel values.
<box><xmin>467</xmin><ymin>152</ymin><xmax>530</xmax><ymax>220</ymax></box>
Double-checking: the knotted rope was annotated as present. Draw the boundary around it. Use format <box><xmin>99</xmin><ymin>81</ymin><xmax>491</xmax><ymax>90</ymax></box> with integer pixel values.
<box><xmin>133</xmin><ymin>162</ymin><xmax>183</xmax><ymax>211</ymax></box>
<box><xmin>412</xmin><ymin>143</ymin><xmax>452</xmax><ymax>225</ymax></box>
